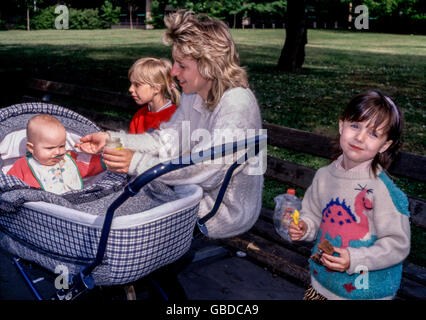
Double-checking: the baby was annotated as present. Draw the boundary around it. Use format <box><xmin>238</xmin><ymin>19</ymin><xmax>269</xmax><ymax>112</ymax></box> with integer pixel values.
<box><xmin>7</xmin><ymin>114</ymin><xmax>105</xmax><ymax>194</ymax></box>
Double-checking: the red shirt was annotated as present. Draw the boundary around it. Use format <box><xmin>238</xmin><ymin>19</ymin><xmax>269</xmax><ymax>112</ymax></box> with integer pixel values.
<box><xmin>129</xmin><ymin>104</ymin><xmax>177</xmax><ymax>134</ymax></box>
<box><xmin>7</xmin><ymin>152</ymin><xmax>105</xmax><ymax>189</ymax></box>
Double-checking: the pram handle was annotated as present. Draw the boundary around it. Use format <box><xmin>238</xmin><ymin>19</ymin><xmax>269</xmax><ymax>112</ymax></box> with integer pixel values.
<box><xmin>127</xmin><ymin>134</ymin><xmax>267</xmax><ymax>194</ymax></box>
<box><xmin>78</xmin><ymin>134</ymin><xmax>267</xmax><ymax>286</ymax></box>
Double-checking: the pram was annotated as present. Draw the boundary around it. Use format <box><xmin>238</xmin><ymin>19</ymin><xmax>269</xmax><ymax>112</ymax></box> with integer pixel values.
<box><xmin>0</xmin><ymin>102</ymin><xmax>266</xmax><ymax>300</ymax></box>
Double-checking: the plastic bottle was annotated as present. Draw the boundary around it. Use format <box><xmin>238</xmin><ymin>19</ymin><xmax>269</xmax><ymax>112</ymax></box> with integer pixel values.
<box><xmin>273</xmin><ymin>188</ymin><xmax>302</xmax><ymax>241</ymax></box>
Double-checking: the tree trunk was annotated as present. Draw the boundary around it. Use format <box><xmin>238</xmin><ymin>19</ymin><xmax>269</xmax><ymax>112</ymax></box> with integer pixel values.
<box><xmin>26</xmin><ymin>8</ymin><xmax>30</xmax><ymax>31</ymax></box>
<box><xmin>277</xmin><ymin>0</ymin><xmax>307</xmax><ymax>72</ymax></box>
<box><xmin>129</xmin><ymin>5</ymin><xmax>133</xmax><ymax>30</ymax></box>
<box><xmin>145</xmin><ymin>0</ymin><xmax>153</xmax><ymax>30</ymax></box>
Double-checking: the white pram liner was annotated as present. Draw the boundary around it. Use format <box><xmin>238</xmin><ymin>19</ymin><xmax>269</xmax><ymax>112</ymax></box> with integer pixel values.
<box><xmin>0</xmin><ymin>103</ymin><xmax>203</xmax><ymax>286</ymax></box>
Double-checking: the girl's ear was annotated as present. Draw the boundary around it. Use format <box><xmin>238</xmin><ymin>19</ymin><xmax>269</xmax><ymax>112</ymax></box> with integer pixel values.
<box><xmin>26</xmin><ymin>142</ymin><xmax>34</xmax><ymax>154</ymax></box>
<box><xmin>339</xmin><ymin>120</ymin><xmax>343</xmax><ymax>135</ymax></box>
<box><xmin>152</xmin><ymin>84</ymin><xmax>161</xmax><ymax>95</ymax></box>
<box><xmin>379</xmin><ymin>139</ymin><xmax>393</xmax><ymax>154</ymax></box>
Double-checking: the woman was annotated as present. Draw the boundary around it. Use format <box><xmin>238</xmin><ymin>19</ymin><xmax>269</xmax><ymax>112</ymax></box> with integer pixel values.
<box><xmin>76</xmin><ymin>10</ymin><xmax>264</xmax><ymax>239</ymax></box>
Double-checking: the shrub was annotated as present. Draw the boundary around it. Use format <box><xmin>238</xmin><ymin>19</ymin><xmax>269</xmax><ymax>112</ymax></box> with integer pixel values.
<box><xmin>31</xmin><ymin>6</ymin><xmax>57</xmax><ymax>29</ymax></box>
<box><xmin>69</xmin><ymin>8</ymin><xmax>104</xmax><ymax>30</ymax></box>
<box><xmin>100</xmin><ymin>1</ymin><xmax>121</xmax><ymax>28</ymax></box>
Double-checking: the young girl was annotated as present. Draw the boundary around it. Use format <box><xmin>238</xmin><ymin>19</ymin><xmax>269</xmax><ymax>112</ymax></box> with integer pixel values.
<box><xmin>128</xmin><ymin>57</ymin><xmax>180</xmax><ymax>134</ymax></box>
<box><xmin>289</xmin><ymin>90</ymin><xmax>410</xmax><ymax>300</ymax></box>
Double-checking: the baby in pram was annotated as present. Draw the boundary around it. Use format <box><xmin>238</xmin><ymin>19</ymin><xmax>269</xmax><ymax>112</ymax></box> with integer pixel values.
<box><xmin>7</xmin><ymin>114</ymin><xmax>105</xmax><ymax>194</ymax></box>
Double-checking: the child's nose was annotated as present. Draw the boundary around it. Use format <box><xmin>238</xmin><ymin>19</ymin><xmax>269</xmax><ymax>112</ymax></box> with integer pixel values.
<box><xmin>355</xmin><ymin>130</ymin><xmax>368</xmax><ymax>142</ymax></box>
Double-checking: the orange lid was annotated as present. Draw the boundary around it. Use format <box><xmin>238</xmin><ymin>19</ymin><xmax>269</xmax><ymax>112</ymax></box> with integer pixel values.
<box><xmin>287</xmin><ymin>188</ymin><xmax>296</xmax><ymax>195</ymax></box>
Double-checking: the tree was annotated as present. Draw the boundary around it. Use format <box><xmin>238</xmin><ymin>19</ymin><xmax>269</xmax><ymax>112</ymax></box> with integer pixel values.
<box><xmin>17</xmin><ymin>0</ymin><xmax>45</xmax><ymax>30</ymax></box>
<box><xmin>100</xmin><ymin>0</ymin><xmax>121</xmax><ymax>27</ymax></box>
<box><xmin>123</xmin><ymin>0</ymin><xmax>139</xmax><ymax>29</ymax></box>
<box><xmin>145</xmin><ymin>0</ymin><xmax>153</xmax><ymax>29</ymax></box>
<box><xmin>277</xmin><ymin>0</ymin><xmax>307</xmax><ymax>72</ymax></box>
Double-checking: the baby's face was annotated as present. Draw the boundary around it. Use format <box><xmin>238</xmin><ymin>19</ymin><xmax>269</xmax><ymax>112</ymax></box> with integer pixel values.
<box><xmin>27</xmin><ymin>125</ymin><xmax>67</xmax><ymax>166</ymax></box>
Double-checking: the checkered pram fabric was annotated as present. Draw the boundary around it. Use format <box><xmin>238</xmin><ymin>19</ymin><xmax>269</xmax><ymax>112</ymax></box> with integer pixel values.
<box><xmin>0</xmin><ymin>102</ymin><xmax>201</xmax><ymax>285</ymax></box>
<box><xmin>0</xmin><ymin>202</ymin><xmax>199</xmax><ymax>285</ymax></box>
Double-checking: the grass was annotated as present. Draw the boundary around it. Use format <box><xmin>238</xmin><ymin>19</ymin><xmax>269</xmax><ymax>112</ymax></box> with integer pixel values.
<box><xmin>0</xmin><ymin>28</ymin><xmax>425</xmax><ymax>265</ymax></box>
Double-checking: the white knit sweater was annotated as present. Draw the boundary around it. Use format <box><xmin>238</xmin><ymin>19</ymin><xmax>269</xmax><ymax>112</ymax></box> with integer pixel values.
<box><xmin>300</xmin><ymin>157</ymin><xmax>410</xmax><ymax>299</ymax></box>
<box><xmin>110</xmin><ymin>87</ymin><xmax>264</xmax><ymax>239</ymax></box>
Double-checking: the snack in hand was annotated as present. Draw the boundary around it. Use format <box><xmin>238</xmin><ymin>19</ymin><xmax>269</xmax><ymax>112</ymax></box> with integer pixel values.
<box><xmin>310</xmin><ymin>239</ymin><xmax>335</xmax><ymax>265</ymax></box>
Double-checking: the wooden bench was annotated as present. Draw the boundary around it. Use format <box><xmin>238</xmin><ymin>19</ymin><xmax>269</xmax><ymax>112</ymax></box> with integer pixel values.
<box><xmin>19</xmin><ymin>78</ymin><xmax>426</xmax><ymax>300</ymax></box>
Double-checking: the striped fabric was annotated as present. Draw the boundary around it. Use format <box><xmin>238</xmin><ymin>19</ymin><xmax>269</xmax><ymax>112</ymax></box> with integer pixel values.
<box><xmin>303</xmin><ymin>285</ymin><xmax>327</xmax><ymax>300</ymax></box>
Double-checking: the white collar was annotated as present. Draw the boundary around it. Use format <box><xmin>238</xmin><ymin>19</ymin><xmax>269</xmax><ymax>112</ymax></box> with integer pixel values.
<box><xmin>148</xmin><ymin>100</ymin><xmax>173</xmax><ymax>112</ymax></box>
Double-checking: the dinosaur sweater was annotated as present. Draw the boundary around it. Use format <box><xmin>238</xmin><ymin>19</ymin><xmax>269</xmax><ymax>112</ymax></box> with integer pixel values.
<box><xmin>299</xmin><ymin>156</ymin><xmax>410</xmax><ymax>300</ymax></box>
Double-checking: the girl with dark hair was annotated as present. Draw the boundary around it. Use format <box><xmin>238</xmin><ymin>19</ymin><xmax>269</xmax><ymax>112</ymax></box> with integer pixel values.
<box><xmin>289</xmin><ymin>91</ymin><xmax>410</xmax><ymax>300</ymax></box>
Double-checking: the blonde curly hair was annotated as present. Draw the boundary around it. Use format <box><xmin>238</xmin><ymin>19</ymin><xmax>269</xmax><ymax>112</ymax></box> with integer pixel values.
<box><xmin>163</xmin><ymin>10</ymin><xmax>248</xmax><ymax>110</ymax></box>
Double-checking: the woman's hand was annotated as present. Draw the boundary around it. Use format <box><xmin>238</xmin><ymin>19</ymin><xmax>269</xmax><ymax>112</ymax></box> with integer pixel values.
<box><xmin>289</xmin><ymin>220</ymin><xmax>308</xmax><ymax>241</ymax></box>
<box><xmin>75</xmin><ymin>132</ymin><xmax>110</xmax><ymax>154</ymax></box>
<box><xmin>102</xmin><ymin>147</ymin><xmax>135</xmax><ymax>174</ymax></box>
<box><xmin>320</xmin><ymin>247</ymin><xmax>350</xmax><ymax>272</ymax></box>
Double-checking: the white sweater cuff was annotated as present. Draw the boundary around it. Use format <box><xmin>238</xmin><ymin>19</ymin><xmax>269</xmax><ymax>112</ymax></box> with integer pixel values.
<box><xmin>299</xmin><ymin>217</ymin><xmax>317</xmax><ymax>242</ymax></box>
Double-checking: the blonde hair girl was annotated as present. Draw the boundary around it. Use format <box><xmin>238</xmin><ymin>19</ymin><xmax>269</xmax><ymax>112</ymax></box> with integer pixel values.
<box><xmin>128</xmin><ymin>57</ymin><xmax>180</xmax><ymax>134</ymax></box>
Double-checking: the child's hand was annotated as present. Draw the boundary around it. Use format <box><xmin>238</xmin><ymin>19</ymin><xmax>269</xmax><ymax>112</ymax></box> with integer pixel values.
<box><xmin>289</xmin><ymin>220</ymin><xmax>307</xmax><ymax>241</ymax></box>
<box><xmin>320</xmin><ymin>247</ymin><xmax>350</xmax><ymax>272</ymax></box>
